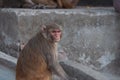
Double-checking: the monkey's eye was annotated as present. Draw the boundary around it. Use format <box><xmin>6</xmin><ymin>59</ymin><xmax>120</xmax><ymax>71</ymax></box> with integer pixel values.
<box><xmin>52</xmin><ymin>30</ymin><xmax>61</xmax><ymax>33</ymax></box>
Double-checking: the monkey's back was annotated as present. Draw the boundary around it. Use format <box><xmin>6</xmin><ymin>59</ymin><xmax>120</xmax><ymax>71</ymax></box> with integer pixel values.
<box><xmin>16</xmin><ymin>34</ymin><xmax>52</xmax><ymax>80</ymax></box>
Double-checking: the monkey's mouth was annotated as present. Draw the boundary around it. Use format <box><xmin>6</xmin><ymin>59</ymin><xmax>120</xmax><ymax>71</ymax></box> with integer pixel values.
<box><xmin>55</xmin><ymin>38</ymin><xmax>60</xmax><ymax>41</ymax></box>
<box><xmin>53</xmin><ymin>37</ymin><xmax>61</xmax><ymax>42</ymax></box>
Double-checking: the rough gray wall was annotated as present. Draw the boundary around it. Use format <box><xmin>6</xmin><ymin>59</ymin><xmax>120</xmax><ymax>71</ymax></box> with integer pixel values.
<box><xmin>0</xmin><ymin>9</ymin><xmax>20</xmax><ymax>57</ymax></box>
<box><xmin>0</xmin><ymin>8</ymin><xmax>120</xmax><ymax>74</ymax></box>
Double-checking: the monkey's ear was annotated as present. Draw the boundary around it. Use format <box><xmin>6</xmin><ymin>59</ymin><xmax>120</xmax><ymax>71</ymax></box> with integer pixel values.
<box><xmin>41</xmin><ymin>25</ymin><xmax>47</xmax><ymax>39</ymax></box>
<box><xmin>40</xmin><ymin>25</ymin><xmax>47</xmax><ymax>32</ymax></box>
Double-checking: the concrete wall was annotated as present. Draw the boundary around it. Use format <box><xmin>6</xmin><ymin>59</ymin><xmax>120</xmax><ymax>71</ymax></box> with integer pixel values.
<box><xmin>0</xmin><ymin>7</ymin><xmax>120</xmax><ymax>77</ymax></box>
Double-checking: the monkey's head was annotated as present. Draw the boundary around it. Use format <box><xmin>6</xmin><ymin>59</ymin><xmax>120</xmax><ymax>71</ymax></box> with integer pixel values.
<box><xmin>41</xmin><ymin>23</ymin><xmax>63</xmax><ymax>43</ymax></box>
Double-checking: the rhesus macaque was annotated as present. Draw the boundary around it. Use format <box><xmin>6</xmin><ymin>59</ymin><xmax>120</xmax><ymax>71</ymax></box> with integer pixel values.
<box><xmin>16</xmin><ymin>23</ymin><xmax>76</xmax><ymax>80</ymax></box>
<box><xmin>21</xmin><ymin>0</ymin><xmax>79</xmax><ymax>9</ymax></box>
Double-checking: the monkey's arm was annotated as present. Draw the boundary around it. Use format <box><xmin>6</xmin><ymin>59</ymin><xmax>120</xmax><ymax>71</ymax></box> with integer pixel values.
<box><xmin>52</xmin><ymin>62</ymin><xmax>69</xmax><ymax>80</ymax></box>
<box><xmin>47</xmin><ymin>53</ymin><xmax>69</xmax><ymax>80</ymax></box>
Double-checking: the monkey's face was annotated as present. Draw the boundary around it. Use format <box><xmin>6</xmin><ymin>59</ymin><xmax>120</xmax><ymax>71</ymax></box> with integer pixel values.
<box><xmin>49</xmin><ymin>29</ymin><xmax>62</xmax><ymax>42</ymax></box>
<box><xmin>41</xmin><ymin>23</ymin><xmax>63</xmax><ymax>43</ymax></box>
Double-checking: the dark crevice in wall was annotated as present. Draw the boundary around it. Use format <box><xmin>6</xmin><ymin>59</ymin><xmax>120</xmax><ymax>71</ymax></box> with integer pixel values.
<box><xmin>78</xmin><ymin>0</ymin><xmax>113</xmax><ymax>6</ymax></box>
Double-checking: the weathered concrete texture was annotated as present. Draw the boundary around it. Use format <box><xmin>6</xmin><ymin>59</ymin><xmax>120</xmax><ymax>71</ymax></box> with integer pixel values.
<box><xmin>0</xmin><ymin>7</ymin><xmax>120</xmax><ymax>79</ymax></box>
<box><xmin>0</xmin><ymin>51</ymin><xmax>17</xmax><ymax>67</ymax></box>
<box><xmin>0</xmin><ymin>51</ymin><xmax>16</xmax><ymax>80</ymax></box>
<box><xmin>0</xmin><ymin>64</ymin><xmax>15</xmax><ymax>80</ymax></box>
<box><xmin>61</xmin><ymin>61</ymin><xmax>109</xmax><ymax>80</ymax></box>
<box><xmin>0</xmin><ymin>9</ymin><xmax>20</xmax><ymax>57</ymax></box>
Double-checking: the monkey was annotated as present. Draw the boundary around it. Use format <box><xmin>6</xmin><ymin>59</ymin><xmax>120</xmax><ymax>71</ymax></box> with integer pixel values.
<box><xmin>1</xmin><ymin>0</ymin><xmax>79</xmax><ymax>8</ymax></box>
<box><xmin>16</xmin><ymin>23</ymin><xmax>77</xmax><ymax>80</ymax></box>
<box><xmin>21</xmin><ymin>0</ymin><xmax>79</xmax><ymax>9</ymax></box>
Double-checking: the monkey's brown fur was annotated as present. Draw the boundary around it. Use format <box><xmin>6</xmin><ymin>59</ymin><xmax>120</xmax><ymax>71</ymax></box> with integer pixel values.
<box><xmin>16</xmin><ymin>23</ymin><xmax>70</xmax><ymax>80</ymax></box>
<box><xmin>22</xmin><ymin>0</ymin><xmax>79</xmax><ymax>8</ymax></box>
<box><xmin>0</xmin><ymin>0</ymin><xmax>79</xmax><ymax>8</ymax></box>
<box><xmin>57</xmin><ymin>0</ymin><xmax>79</xmax><ymax>8</ymax></box>
<box><xmin>21</xmin><ymin>0</ymin><xmax>57</xmax><ymax>8</ymax></box>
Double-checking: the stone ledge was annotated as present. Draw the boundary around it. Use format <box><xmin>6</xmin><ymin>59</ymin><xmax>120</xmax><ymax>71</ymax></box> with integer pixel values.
<box><xmin>0</xmin><ymin>51</ymin><xmax>17</xmax><ymax>69</ymax></box>
<box><xmin>0</xmin><ymin>7</ymin><xmax>116</xmax><ymax>16</ymax></box>
<box><xmin>63</xmin><ymin>60</ymin><xmax>109</xmax><ymax>80</ymax></box>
